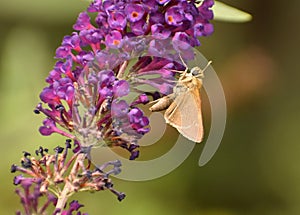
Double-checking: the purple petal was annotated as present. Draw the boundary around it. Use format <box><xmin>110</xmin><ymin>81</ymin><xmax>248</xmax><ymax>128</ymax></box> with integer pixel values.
<box><xmin>76</xmin><ymin>51</ymin><xmax>94</xmax><ymax>65</ymax></box>
<box><xmin>140</xmin><ymin>116</ymin><xmax>149</xmax><ymax>126</ymax></box>
<box><xmin>98</xmin><ymin>70</ymin><xmax>115</xmax><ymax>87</ymax></box>
<box><xmin>131</xmin><ymin>19</ymin><xmax>149</xmax><ymax>36</ymax></box>
<box><xmin>69</xmin><ymin>200</ymin><xmax>84</xmax><ymax>211</ymax></box>
<box><xmin>113</xmin><ymin>80</ymin><xmax>130</xmax><ymax>97</ymax></box>
<box><xmin>136</xmin><ymin>127</ymin><xmax>150</xmax><ymax>135</ymax></box>
<box><xmin>13</xmin><ymin>175</ymin><xmax>24</xmax><ymax>185</ymax></box>
<box><xmin>79</xmin><ymin>29</ymin><xmax>103</xmax><ymax>45</ymax></box>
<box><xmin>40</xmin><ymin>88</ymin><xmax>57</xmax><ymax>103</ymax></box>
<box><xmin>39</xmin><ymin>126</ymin><xmax>54</xmax><ymax>136</ymax></box>
<box><xmin>99</xmin><ymin>86</ymin><xmax>114</xmax><ymax>98</ymax></box>
<box><xmin>151</xmin><ymin>23</ymin><xmax>171</xmax><ymax>39</ymax></box>
<box><xmin>73</xmin><ymin>12</ymin><xmax>91</xmax><ymax>31</ymax></box>
<box><xmin>129</xmin><ymin>150</ymin><xmax>139</xmax><ymax>160</ymax></box>
<box><xmin>87</xmin><ymin>0</ymin><xmax>102</xmax><ymax>12</ymax></box>
<box><xmin>149</xmin><ymin>11</ymin><xmax>165</xmax><ymax>24</ymax></box>
<box><xmin>111</xmin><ymin>100</ymin><xmax>129</xmax><ymax>117</ymax></box>
<box><xmin>172</xmin><ymin>32</ymin><xmax>192</xmax><ymax>50</ymax></box>
<box><xmin>62</xmin><ymin>33</ymin><xmax>81</xmax><ymax>50</ymax></box>
<box><xmin>55</xmin><ymin>45</ymin><xmax>71</xmax><ymax>59</ymax></box>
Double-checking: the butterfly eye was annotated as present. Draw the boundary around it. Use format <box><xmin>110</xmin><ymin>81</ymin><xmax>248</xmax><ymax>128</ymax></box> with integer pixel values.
<box><xmin>191</xmin><ymin>67</ymin><xmax>199</xmax><ymax>76</ymax></box>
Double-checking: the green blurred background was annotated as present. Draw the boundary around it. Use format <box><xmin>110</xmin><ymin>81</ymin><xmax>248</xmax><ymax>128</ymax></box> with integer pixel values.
<box><xmin>1</xmin><ymin>0</ymin><xmax>300</xmax><ymax>214</ymax></box>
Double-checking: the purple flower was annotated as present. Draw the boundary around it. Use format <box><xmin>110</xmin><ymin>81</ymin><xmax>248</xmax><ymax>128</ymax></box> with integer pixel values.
<box><xmin>149</xmin><ymin>11</ymin><xmax>164</xmax><ymax>24</ymax></box>
<box><xmin>172</xmin><ymin>31</ymin><xmax>195</xmax><ymax>50</ymax></box>
<box><xmin>105</xmin><ymin>30</ymin><xmax>123</xmax><ymax>48</ymax></box>
<box><xmin>110</xmin><ymin>100</ymin><xmax>146</xmax><ymax>136</ymax></box>
<box><xmin>12</xmin><ymin>143</ymin><xmax>125</xmax><ymax>214</ymax></box>
<box><xmin>97</xmin><ymin>70</ymin><xmax>115</xmax><ymax>87</ymax></box>
<box><xmin>76</xmin><ymin>51</ymin><xmax>94</xmax><ymax>65</ymax></box>
<box><xmin>108</xmin><ymin>11</ymin><xmax>127</xmax><ymax>30</ymax></box>
<box><xmin>111</xmin><ymin>100</ymin><xmax>129</xmax><ymax>118</ymax></box>
<box><xmin>165</xmin><ymin>6</ymin><xmax>185</xmax><ymax>26</ymax></box>
<box><xmin>129</xmin><ymin>108</ymin><xmax>150</xmax><ymax>132</ymax></box>
<box><xmin>131</xmin><ymin>94</ymin><xmax>149</xmax><ymax>106</ymax></box>
<box><xmin>36</xmin><ymin>0</ymin><xmax>214</xmax><ymax>159</ymax></box>
<box><xmin>80</xmin><ymin>29</ymin><xmax>103</xmax><ymax>45</ymax></box>
<box><xmin>113</xmin><ymin>80</ymin><xmax>130</xmax><ymax>97</ymax></box>
<box><xmin>62</xmin><ymin>33</ymin><xmax>81</xmax><ymax>51</ymax></box>
<box><xmin>47</xmin><ymin>58</ymin><xmax>74</xmax><ymax>82</ymax></box>
<box><xmin>125</xmin><ymin>4</ymin><xmax>145</xmax><ymax>22</ymax></box>
<box><xmin>40</xmin><ymin>77</ymin><xmax>74</xmax><ymax>106</ymax></box>
<box><xmin>14</xmin><ymin>1</ymin><xmax>216</xmax><ymax>214</ymax></box>
<box><xmin>69</xmin><ymin>201</ymin><xmax>83</xmax><ymax>210</ymax></box>
<box><xmin>39</xmin><ymin>118</ymin><xmax>57</xmax><ymax>136</ymax></box>
<box><xmin>198</xmin><ymin>0</ymin><xmax>214</xmax><ymax>20</ymax></box>
<box><xmin>55</xmin><ymin>45</ymin><xmax>72</xmax><ymax>59</ymax></box>
<box><xmin>73</xmin><ymin>12</ymin><xmax>91</xmax><ymax>31</ymax></box>
<box><xmin>130</xmin><ymin>19</ymin><xmax>149</xmax><ymax>36</ymax></box>
<box><xmin>110</xmin><ymin>98</ymin><xmax>149</xmax><ymax>153</ymax></box>
<box><xmin>56</xmin><ymin>201</ymin><xmax>88</xmax><ymax>215</ymax></box>
<box><xmin>151</xmin><ymin>23</ymin><xmax>171</xmax><ymax>39</ymax></box>
<box><xmin>194</xmin><ymin>22</ymin><xmax>214</xmax><ymax>37</ymax></box>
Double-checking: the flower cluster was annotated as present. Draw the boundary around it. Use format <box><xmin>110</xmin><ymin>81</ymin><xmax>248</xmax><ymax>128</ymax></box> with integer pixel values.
<box><xmin>35</xmin><ymin>0</ymin><xmax>214</xmax><ymax>160</ymax></box>
<box><xmin>11</xmin><ymin>140</ymin><xmax>125</xmax><ymax>214</ymax></box>
<box><xmin>12</xmin><ymin>0</ymin><xmax>215</xmax><ymax>214</ymax></box>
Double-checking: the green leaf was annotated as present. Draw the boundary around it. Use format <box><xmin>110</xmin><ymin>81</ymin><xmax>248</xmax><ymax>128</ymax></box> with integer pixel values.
<box><xmin>213</xmin><ymin>1</ymin><xmax>252</xmax><ymax>22</ymax></box>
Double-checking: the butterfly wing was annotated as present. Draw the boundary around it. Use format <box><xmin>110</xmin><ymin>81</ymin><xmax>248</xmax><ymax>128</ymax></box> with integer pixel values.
<box><xmin>164</xmin><ymin>83</ymin><xmax>204</xmax><ymax>143</ymax></box>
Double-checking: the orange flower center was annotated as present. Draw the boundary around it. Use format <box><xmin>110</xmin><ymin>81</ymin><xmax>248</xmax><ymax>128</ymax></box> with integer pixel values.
<box><xmin>132</xmin><ymin>12</ymin><xmax>139</xmax><ymax>18</ymax></box>
<box><xmin>113</xmin><ymin>40</ymin><xmax>120</xmax><ymax>46</ymax></box>
<box><xmin>167</xmin><ymin>16</ymin><xmax>174</xmax><ymax>23</ymax></box>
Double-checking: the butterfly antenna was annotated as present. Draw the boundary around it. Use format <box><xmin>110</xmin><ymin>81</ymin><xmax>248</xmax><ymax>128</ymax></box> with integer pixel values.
<box><xmin>178</xmin><ymin>53</ymin><xmax>189</xmax><ymax>79</ymax></box>
<box><xmin>203</xmin><ymin>61</ymin><xmax>212</xmax><ymax>72</ymax></box>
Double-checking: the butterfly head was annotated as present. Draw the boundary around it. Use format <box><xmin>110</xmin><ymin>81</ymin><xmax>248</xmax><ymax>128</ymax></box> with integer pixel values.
<box><xmin>190</xmin><ymin>67</ymin><xmax>204</xmax><ymax>78</ymax></box>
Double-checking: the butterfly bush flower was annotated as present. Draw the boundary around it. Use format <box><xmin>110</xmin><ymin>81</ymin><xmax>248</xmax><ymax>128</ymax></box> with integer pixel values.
<box><xmin>35</xmin><ymin>0</ymin><xmax>214</xmax><ymax>160</ymax></box>
<box><xmin>12</xmin><ymin>0</ymin><xmax>214</xmax><ymax>214</ymax></box>
<box><xmin>11</xmin><ymin>140</ymin><xmax>125</xmax><ymax>214</ymax></box>
<box><xmin>10</xmin><ymin>1</ymin><xmax>258</xmax><ymax>213</ymax></box>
